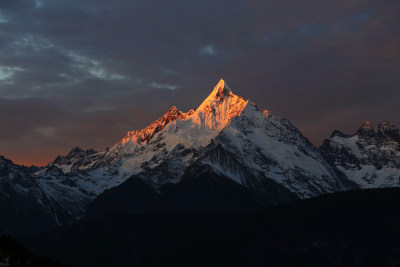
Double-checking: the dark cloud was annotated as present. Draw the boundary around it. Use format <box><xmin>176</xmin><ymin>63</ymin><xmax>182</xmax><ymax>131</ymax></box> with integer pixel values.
<box><xmin>0</xmin><ymin>0</ymin><xmax>399</xmax><ymax>165</ymax></box>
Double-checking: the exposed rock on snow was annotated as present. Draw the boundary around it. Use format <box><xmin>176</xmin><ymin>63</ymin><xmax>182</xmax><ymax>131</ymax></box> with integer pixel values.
<box><xmin>321</xmin><ymin>121</ymin><xmax>400</xmax><ymax>189</ymax></box>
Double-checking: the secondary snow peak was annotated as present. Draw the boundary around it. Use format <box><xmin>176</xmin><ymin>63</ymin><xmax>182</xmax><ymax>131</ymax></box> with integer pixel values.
<box><xmin>362</xmin><ymin>121</ymin><xmax>372</xmax><ymax>128</ymax></box>
<box><xmin>378</xmin><ymin>120</ymin><xmax>396</xmax><ymax>130</ymax></box>
<box><xmin>120</xmin><ymin>106</ymin><xmax>193</xmax><ymax>146</ymax></box>
<box><xmin>357</xmin><ymin>121</ymin><xmax>375</xmax><ymax>136</ymax></box>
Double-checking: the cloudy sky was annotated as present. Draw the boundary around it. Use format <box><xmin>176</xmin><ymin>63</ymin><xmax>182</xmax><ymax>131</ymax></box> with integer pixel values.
<box><xmin>0</xmin><ymin>0</ymin><xmax>399</xmax><ymax>166</ymax></box>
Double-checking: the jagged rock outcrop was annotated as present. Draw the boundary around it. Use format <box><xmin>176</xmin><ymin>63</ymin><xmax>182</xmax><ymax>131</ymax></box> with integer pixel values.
<box><xmin>321</xmin><ymin>121</ymin><xmax>400</xmax><ymax>188</ymax></box>
<box><xmin>121</xmin><ymin>106</ymin><xmax>195</xmax><ymax>145</ymax></box>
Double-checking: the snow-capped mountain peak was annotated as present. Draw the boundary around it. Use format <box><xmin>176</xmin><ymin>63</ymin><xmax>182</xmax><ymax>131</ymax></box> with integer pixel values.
<box><xmin>191</xmin><ymin>79</ymin><xmax>248</xmax><ymax>131</ymax></box>
<box><xmin>118</xmin><ymin>79</ymin><xmax>248</xmax><ymax>151</ymax></box>
<box><xmin>209</xmin><ymin>78</ymin><xmax>232</xmax><ymax>100</ymax></box>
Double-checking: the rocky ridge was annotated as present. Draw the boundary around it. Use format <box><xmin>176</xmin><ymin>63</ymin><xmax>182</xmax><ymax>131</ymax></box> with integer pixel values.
<box><xmin>321</xmin><ymin>120</ymin><xmax>400</xmax><ymax>188</ymax></box>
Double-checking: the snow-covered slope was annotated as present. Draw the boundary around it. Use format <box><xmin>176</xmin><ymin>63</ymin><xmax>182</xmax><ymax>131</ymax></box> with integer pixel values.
<box><xmin>320</xmin><ymin>121</ymin><xmax>400</xmax><ymax>188</ymax></box>
<box><xmin>0</xmin><ymin>156</ymin><xmax>79</xmax><ymax>237</ymax></box>
<box><xmin>203</xmin><ymin>103</ymin><xmax>346</xmax><ymax>198</ymax></box>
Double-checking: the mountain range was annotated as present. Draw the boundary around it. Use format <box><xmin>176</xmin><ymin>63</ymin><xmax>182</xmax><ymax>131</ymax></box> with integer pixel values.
<box><xmin>0</xmin><ymin>79</ymin><xmax>399</xmax><ymax>237</ymax></box>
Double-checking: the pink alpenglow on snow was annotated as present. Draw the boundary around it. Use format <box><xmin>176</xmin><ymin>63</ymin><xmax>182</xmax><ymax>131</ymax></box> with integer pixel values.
<box><xmin>120</xmin><ymin>79</ymin><xmax>248</xmax><ymax>146</ymax></box>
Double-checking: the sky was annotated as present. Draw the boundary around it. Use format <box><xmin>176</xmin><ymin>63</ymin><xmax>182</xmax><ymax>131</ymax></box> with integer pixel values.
<box><xmin>0</xmin><ymin>0</ymin><xmax>399</xmax><ymax>166</ymax></box>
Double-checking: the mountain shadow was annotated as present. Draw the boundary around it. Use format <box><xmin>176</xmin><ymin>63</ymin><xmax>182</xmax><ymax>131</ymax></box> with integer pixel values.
<box><xmin>26</xmin><ymin>188</ymin><xmax>400</xmax><ymax>267</ymax></box>
<box><xmin>86</xmin><ymin>164</ymin><xmax>298</xmax><ymax>220</ymax></box>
